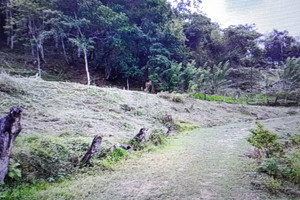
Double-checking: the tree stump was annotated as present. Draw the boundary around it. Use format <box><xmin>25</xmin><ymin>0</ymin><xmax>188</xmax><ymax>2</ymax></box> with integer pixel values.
<box><xmin>80</xmin><ymin>135</ymin><xmax>102</xmax><ymax>165</ymax></box>
<box><xmin>0</xmin><ymin>107</ymin><xmax>22</xmax><ymax>182</ymax></box>
<box><xmin>165</xmin><ymin>114</ymin><xmax>173</xmax><ymax>136</ymax></box>
<box><xmin>133</xmin><ymin>128</ymin><xmax>147</xmax><ymax>143</ymax></box>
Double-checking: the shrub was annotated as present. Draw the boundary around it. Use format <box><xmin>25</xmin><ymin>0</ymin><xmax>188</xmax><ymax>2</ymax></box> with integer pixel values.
<box><xmin>225</xmin><ymin>97</ymin><xmax>234</xmax><ymax>103</ymax></box>
<box><xmin>259</xmin><ymin>158</ymin><xmax>281</xmax><ymax>176</ymax></box>
<box><xmin>12</xmin><ymin>136</ymin><xmax>91</xmax><ymax>182</ymax></box>
<box><xmin>291</xmin><ymin>135</ymin><xmax>300</xmax><ymax>145</ymax></box>
<box><xmin>7</xmin><ymin>159</ymin><xmax>22</xmax><ymax>181</ymax></box>
<box><xmin>171</xmin><ymin>95</ymin><xmax>184</xmax><ymax>103</ymax></box>
<box><xmin>265</xmin><ymin>177</ymin><xmax>282</xmax><ymax>194</ymax></box>
<box><xmin>102</xmin><ymin>147</ymin><xmax>129</xmax><ymax>168</ymax></box>
<box><xmin>129</xmin><ymin>138</ymin><xmax>147</xmax><ymax>151</ymax></box>
<box><xmin>0</xmin><ymin>73</ymin><xmax>26</xmax><ymax>95</ymax></box>
<box><xmin>206</xmin><ymin>95</ymin><xmax>214</xmax><ymax>101</ymax></box>
<box><xmin>287</xmin><ymin>151</ymin><xmax>300</xmax><ymax>183</ymax></box>
<box><xmin>214</xmin><ymin>96</ymin><xmax>224</xmax><ymax>101</ymax></box>
<box><xmin>173</xmin><ymin>121</ymin><xmax>198</xmax><ymax>134</ymax></box>
<box><xmin>194</xmin><ymin>93</ymin><xmax>205</xmax><ymax>100</ymax></box>
<box><xmin>247</xmin><ymin>122</ymin><xmax>283</xmax><ymax>158</ymax></box>
<box><xmin>149</xmin><ymin>130</ymin><xmax>167</xmax><ymax>146</ymax></box>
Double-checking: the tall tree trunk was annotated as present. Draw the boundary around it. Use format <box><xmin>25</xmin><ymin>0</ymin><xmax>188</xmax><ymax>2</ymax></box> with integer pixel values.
<box><xmin>78</xmin><ymin>48</ymin><xmax>81</xmax><ymax>58</ymax></box>
<box><xmin>61</xmin><ymin>39</ymin><xmax>69</xmax><ymax>64</ymax></box>
<box><xmin>38</xmin><ymin>40</ymin><xmax>45</xmax><ymax>63</ymax></box>
<box><xmin>55</xmin><ymin>34</ymin><xmax>59</xmax><ymax>49</ymax></box>
<box><xmin>5</xmin><ymin>10</ymin><xmax>9</xmax><ymax>46</ymax></box>
<box><xmin>127</xmin><ymin>78</ymin><xmax>130</xmax><ymax>90</ymax></box>
<box><xmin>10</xmin><ymin>35</ymin><xmax>14</xmax><ymax>49</ymax></box>
<box><xmin>84</xmin><ymin>50</ymin><xmax>91</xmax><ymax>85</ymax></box>
<box><xmin>6</xmin><ymin>36</ymin><xmax>10</xmax><ymax>46</ymax></box>
<box><xmin>36</xmin><ymin>45</ymin><xmax>41</xmax><ymax>77</ymax></box>
<box><xmin>0</xmin><ymin>107</ymin><xmax>22</xmax><ymax>182</ymax></box>
<box><xmin>30</xmin><ymin>41</ymin><xmax>35</xmax><ymax>56</ymax></box>
<box><xmin>105</xmin><ymin>65</ymin><xmax>112</xmax><ymax>80</ymax></box>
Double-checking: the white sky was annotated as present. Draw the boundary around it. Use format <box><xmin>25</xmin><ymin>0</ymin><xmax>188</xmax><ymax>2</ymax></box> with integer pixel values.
<box><xmin>197</xmin><ymin>0</ymin><xmax>300</xmax><ymax>37</ymax></box>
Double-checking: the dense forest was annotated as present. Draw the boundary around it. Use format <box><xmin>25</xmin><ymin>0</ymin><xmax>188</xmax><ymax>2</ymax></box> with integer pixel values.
<box><xmin>0</xmin><ymin>0</ymin><xmax>300</xmax><ymax>95</ymax></box>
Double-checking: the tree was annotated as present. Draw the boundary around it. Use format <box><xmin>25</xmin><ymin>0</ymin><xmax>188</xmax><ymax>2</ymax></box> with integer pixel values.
<box><xmin>179</xmin><ymin>60</ymin><xmax>196</xmax><ymax>91</ymax></box>
<box><xmin>172</xmin><ymin>0</ymin><xmax>202</xmax><ymax>13</ymax></box>
<box><xmin>223</xmin><ymin>24</ymin><xmax>262</xmax><ymax>68</ymax></box>
<box><xmin>183</xmin><ymin>13</ymin><xmax>219</xmax><ymax>67</ymax></box>
<box><xmin>264</xmin><ymin>30</ymin><xmax>296</xmax><ymax>63</ymax></box>
<box><xmin>277</xmin><ymin>57</ymin><xmax>300</xmax><ymax>102</ymax></box>
<box><xmin>69</xmin><ymin>36</ymin><xmax>94</xmax><ymax>85</ymax></box>
<box><xmin>190</xmin><ymin>61</ymin><xmax>231</xmax><ymax>94</ymax></box>
<box><xmin>4</xmin><ymin>0</ymin><xmax>61</xmax><ymax>76</ymax></box>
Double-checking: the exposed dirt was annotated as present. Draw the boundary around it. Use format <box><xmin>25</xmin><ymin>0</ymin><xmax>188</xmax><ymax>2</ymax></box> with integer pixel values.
<box><xmin>33</xmin><ymin>116</ymin><xmax>300</xmax><ymax>200</ymax></box>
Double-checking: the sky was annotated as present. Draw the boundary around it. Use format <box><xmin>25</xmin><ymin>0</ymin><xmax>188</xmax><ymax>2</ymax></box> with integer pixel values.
<box><xmin>198</xmin><ymin>0</ymin><xmax>300</xmax><ymax>37</ymax></box>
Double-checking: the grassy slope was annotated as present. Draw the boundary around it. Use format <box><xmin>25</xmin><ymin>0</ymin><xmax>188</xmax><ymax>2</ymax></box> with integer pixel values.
<box><xmin>0</xmin><ymin>74</ymin><xmax>296</xmax><ymax>145</ymax></box>
<box><xmin>1</xmin><ymin>74</ymin><xmax>299</xmax><ymax>198</ymax></box>
<box><xmin>33</xmin><ymin>117</ymin><xmax>300</xmax><ymax>200</ymax></box>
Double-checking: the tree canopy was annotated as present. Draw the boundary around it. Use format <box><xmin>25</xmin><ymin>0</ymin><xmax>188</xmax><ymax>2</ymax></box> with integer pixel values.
<box><xmin>0</xmin><ymin>0</ymin><xmax>299</xmax><ymax>93</ymax></box>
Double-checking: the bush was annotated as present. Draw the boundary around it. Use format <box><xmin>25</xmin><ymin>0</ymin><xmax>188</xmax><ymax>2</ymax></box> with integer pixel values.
<box><xmin>0</xmin><ymin>73</ymin><xmax>26</xmax><ymax>95</ymax></box>
<box><xmin>173</xmin><ymin>121</ymin><xmax>198</xmax><ymax>134</ymax></box>
<box><xmin>171</xmin><ymin>95</ymin><xmax>184</xmax><ymax>103</ymax></box>
<box><xmin>149</xmin><ymin>130</ymin><xmax>167</xmax><ymax>146</ymax></box>
<box><xmin>287</xmin><ymin>151</ymin><xmax>300</xmax><ymax>184</ymax></box>
<box><xmin>194</xmin><ymin>93</ymin><xmax>205</xmax><ymax>100</ymax></box>
<box><xmin>247</xmin><ymin>122</ymin><xmax>283</xmax><ymax>158</ymax></box>
<box><xmin>7</xmin><ymin>159</ymin><xmax>22</xmax><ymax>181</ymax></box>
<box><xmin>291</xmin><ymin>135</ymin><xmax>300</xmax><ymax>145</ymax></box>
<box><xmin>265</xmin><ymin>177</ymin><xmax>282</xmax><ymax>194</ymax></box>
<box><xmin>214</xmin><ymin>96</ymin><xmax>224</xmax><ymax>101</ymax></box>
<box><xmin>129</xmin><ymin>138</ymin><xmax>147</xmax><ymax>151</ymax></box>
<box><xmin>12</xmin><ymin>136</ymin><xmax>91</xmax><ymax>182</ymax></box>
<box><xmin>102</xmin><ymin>147</ymin><xmax>129</xmax><ymax>168</ymax></box>
<box><xmin>225</xmin><ymin>97</ymin><xmax>234</xmax><ymax>103</ymax></box>
<box><xmin>259</xmin><ymin>158</ymin><xmax>281</xmax><ymax>176</ymax></box>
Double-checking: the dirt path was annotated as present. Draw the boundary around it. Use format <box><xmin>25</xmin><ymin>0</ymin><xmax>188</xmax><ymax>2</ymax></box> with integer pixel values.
<box><xmin>35</xmin><ymin>116</ymin><xmax>300</xmax><ymax>200</ymax></box>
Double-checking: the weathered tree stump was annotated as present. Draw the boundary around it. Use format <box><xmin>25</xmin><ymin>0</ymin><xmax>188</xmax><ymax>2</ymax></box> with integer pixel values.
<box><xmin>80</xmin><ymin>135</ymin><xmax>102</xmax><ymax>165</ymax></box>
<box><xmin>0</xmin><ymin>107</ymin><xmax>22</xmax><ymax>182</ymax></box>
<box><xmin>165</xmin><ymin>114</ymin><xmax>173</xmax><ymax>136</ymax></box>
<box><xmin>133</xmin><ymin>128</ymin><xmax>147</xmax><ymax>143</ymax></box>
<box><xmin>144</xmin><ymin>81</ymin><xmax>155</xmax><ymax>93</ymax></box>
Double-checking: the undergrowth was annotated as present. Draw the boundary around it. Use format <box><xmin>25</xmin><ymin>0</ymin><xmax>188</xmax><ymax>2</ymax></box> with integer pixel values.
<box><xmin>0</xmin><ymin>73</ymin><xmax>26</xmax><ymax>95</ymax></box>
<box><xmin>247</xmin><ymin>122</ymin><xmax>300</xmax><ymax>195</ymax></box>
<box><xmin>102</xmin><ymin>148</ymin><xmax>129</xmax><ymax>169</ymax></box>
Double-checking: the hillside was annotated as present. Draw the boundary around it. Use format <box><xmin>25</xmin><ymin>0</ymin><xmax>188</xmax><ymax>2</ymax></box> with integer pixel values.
<box><xmin>0</xmin><ymin>73</ymin><xmax>295</xmax><ymax>144</ymax></box>
<box><xmin>1</xmin><ymin>73</ymin><xmax>300</xmax><ymax>198</ymax></box>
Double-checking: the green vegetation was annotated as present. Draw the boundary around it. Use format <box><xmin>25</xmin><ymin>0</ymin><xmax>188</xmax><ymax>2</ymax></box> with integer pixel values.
<box><xmin>102</xmin><ymin>148</ymin><xmax>129</xmax><ymax>169</ymax></box>
<box><xmin>247</xmin><ymin>122</ymin><xmax>283</xmax><ymax>158</ymax></box>
<box><xmin>0</xmin><ymin>182</ymin><xmax>48</xmax><ymax>200</ymax></box>
<box><xmin>265</xmin><ymin>177</ymin><xmax>282</xmax><ymax>194</ymax></box>
<box><xmin>173</xmin><ymin>121</ymin><xmax>198</xmax><ymax>134</ymax></box>
<box><xmin>11</xmin><ymin>136</ymin><xmax>91</xmax><ymax>182</ymax></box>
<box><xmin>247</xmin><ymin>122</ymin><xmax>300</xmax><ymax>195</ymax></box>
<box><xmin>0</xmin><ymin>0</ymin><xmax>299</xmax><ymax>198</ymax></box>
<box><xmin>149</xmin><ymin>130</ymin><xmax>168</xmax><ymax>146</ymax></box>
<box><xmin>0</xmin><ymin>73</ymin><xmax>26</xmax><ymax>95</ymax></box>
<box><xmin>194</xmin><ymin>93</ymin><xmax>235</xmax><ymax>104</ymax></box>
<box><xmin>0</xmin><ymin>0</ymin><xmax>299</xmax><ymax>95</ymax></box>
